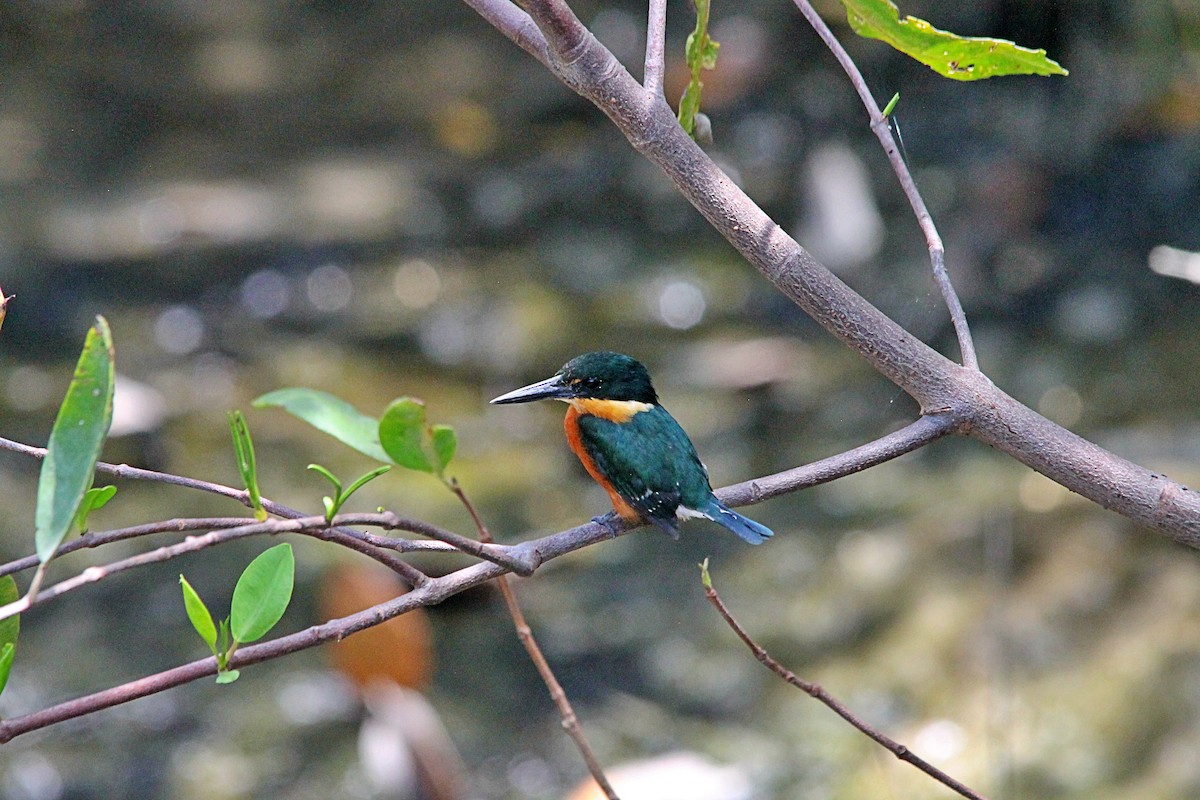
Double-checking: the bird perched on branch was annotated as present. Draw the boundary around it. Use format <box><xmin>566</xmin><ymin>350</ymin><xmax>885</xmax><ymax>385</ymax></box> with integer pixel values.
<box><xmin>491</xmin><ymin>351</ymin><xmax>773</xmax><ymax>544</ymax></box>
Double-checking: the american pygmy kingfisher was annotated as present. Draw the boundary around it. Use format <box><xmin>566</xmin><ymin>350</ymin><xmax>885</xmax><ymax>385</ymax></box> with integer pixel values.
<box><xmin>490</xmin><ymin>351</ymin><xmax>774</xmax><ymax>544</ymax></box>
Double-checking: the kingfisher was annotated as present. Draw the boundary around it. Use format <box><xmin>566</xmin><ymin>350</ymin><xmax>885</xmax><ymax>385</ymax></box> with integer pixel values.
<box><xmin>490</xmin><ymin>351</ymin><xmax>773</xmax><ymax>544</ymax></box>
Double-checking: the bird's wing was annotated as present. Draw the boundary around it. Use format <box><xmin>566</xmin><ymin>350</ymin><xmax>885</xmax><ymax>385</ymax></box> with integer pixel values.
<box><xmin>576</xmin><ymin>406</ymin><xmax>712</xmax><ymax>523</ymax></box>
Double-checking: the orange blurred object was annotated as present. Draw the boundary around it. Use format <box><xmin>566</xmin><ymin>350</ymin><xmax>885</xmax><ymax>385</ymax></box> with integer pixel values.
<box><xmin>319</xmin><ymin>562</ymin><xmax>434</xmax><ymax>691</ymax></box>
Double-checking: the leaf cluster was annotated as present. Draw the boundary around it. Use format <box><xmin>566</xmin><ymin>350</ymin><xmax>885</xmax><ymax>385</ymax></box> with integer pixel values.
<box><xmin>254</xmin><ymin>389</ymin><xmax>458</xmax><ymax>484</ymax></box>
<box><xmin>180</xmin><ymin>544</ymin><xmax>295</xmax><ymax>683</ymax></box>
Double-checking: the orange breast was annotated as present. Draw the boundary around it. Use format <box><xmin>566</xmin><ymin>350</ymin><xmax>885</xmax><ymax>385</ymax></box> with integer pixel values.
<box><xmin>564</xmin><ymin>405</ymin><xmax>640</xmax><ymax>520</ymax></box>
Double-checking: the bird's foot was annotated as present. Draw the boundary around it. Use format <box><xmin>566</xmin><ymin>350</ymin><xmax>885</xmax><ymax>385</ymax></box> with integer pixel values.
<box><xmin>591</xmin><ymin>511</ymin><xmax>622</xmax><ymax>538</ymax></box>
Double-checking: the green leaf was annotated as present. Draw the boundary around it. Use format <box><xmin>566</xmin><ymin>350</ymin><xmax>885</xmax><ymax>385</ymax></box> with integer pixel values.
<box><xmin>839</xmin><ymin>0</ymin><xmax>1068</xmax><ymax>81</ymax></box>
<box><xmin>342</xmin><ymin>464</ymin><xmax>392</xmax><ymax>498</ymax></box>
<box><xmin>230</xmin><ymin>543</ymin><xmax>295</xmax><ymax>644</ymax></box>
<box><xmin>430</xmin><ymin>425</ymin><xmax>457</xmax><ymax>475</ymax></box>
<box><xmin>678</xmin><ymin>0</ymin><xmax>719</xmax><ymax>138</ymax></box>
<box><xmin>0</xmin><ymin>575</ymin><xmax>19</xmax><ymax>652</ymax></box>
<box><xmin>76</xmin><ymin>484</ymin><xmax>117</xmax><ymax>534</ymax></box>
<box><xmin>0</xmin><ymin>642</ymin><xmax>14</xmax><ymax>697</ymax></box>
<box><xmin>254</xmin><ymin>388</ymin><xmax>390</xmax><ymax>463</ymax></box>
<box><xmin>0</xmin><ymin>574</ymin><xmax>19</xmax><ymax>695</ymax></box>
<box><xmin>179</xmin><ymin>575</ymin><xmax>219</xmax><ymax>656</ymax></box>
<box><xmin>215</xmin><ymin>669</ymin><xmax>240</xmax><ymax>684</ymax></box>
<box><xmin>306</xmin><ymin>463</ymin><xmax>342</xmax><ymax>495</ymax></box>
<box><xmin>379</xmin><ymin>398</ymin><xmax>434</xmax><ymax>472</ymax></box>
<box><xmin>35</xmin><ymin>316</ymin><xmax>115</xmax><ymax>562</ymax></box>
<box><xmin>882</xmin><ymin>92</ymin><xmax>900</xmax><ymax>117</ymax></box>
<box><xmin>228</xmin><ymin>411</ymin><xmax>267</xmax><ymax>521</ymax></box>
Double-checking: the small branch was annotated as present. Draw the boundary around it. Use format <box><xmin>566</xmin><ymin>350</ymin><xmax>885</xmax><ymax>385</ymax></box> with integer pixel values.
<box><xmin>701</xmin><ymin>563</ymin><xmax>989</xmax><ymax>800</ymax></box>
<box><xmin>0</xmin><ymin>528</ymin><xmax>258</xmax><ymax>622</ymax></box>
<box><xmin>451</xmin><ymin>480</ymin><xmax>621</xmax><ymax>800</ymax></box>
<box><xmin>789</xmin><ymin>0</ymin><xmax>977</xmax><ymax>370</ymax></box>
<box><xmin>494</xmin><ymin>567</ymin><xmax>621</xmax><ymax>799</ymax></box>
<box><xmin>0</xmin><ymin>514</ymin><xmax>446</xmax><ymax>621</ymax></box>
<box><xmin>643</xmin><ymin>0</ymin><xmax>667</xmax><ymax>98</ymax></box>
<box><xmin>0</xmin><ymin>435</ymin><xmax>448</xmax><ymax>577</ymax></box>
<box><xmin>460</xmin><ymin>0</ymin><xmax>550</xmax><ymax>66</ymax></box>
<box><xmin>0</xmin><ymin>576</ymin><xmax>447</xmax><ymax>744</ymax></box>
<box><xmin>716</xmin><ymin>412</ymin><xmax>958</xmax><ymax>509</ymax></box>
<box><xmin>0</xmin><ymin>518</ymin><xmax>268</xmax><ymax>579</ymax></box>
<box><xmin>340</xmin><ymin>509</ymin><xmax>537</xmax><ymax>575</ymax></box>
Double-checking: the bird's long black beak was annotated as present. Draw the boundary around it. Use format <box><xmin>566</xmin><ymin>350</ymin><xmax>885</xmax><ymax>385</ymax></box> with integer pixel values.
<box><xmin>490</xmin><ymin>374</ymin><xmax>571</xmax><ymax>405</ymax></box>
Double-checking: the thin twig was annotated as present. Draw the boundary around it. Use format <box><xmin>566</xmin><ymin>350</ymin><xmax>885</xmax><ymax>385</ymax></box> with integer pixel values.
<box><xmin>345</xmin><ymin>510</ymin><xmax>537</xmax><ymax>575</ymax></box>
<box><xmin>701</xmin><ymin>563</ymin><xmax>989</xmax><ymax>800</ymax></box>
<box><xmin>643</xmin><ymin>0</ymin><xmax>667</xmax><ymax>98</ymax></box>
<box><xmin>788</xmin><ymin>0</ymin><xmax>977</xmax><ymax>370</ymax></box>
<box><xmin>0</xmin><ymin>518</ymin><xmax>268</xmax><ymax>579</ymax></box>
<box><xmin>717</xmin><ymin>412</ymin><xmax>957</xmax><ymax>508</ymax></box>
<box><xmin>450</xmin><ymin>479</ymin><xmax>621</xmax><ymax>800</ymax></box>
<box><xmin>0</xmin><ymin>514</ymin><xmax>431</xmax><ymax>622</ymax></box>
<box><xmin>0</xmin><ymin>435</ymin><xmax>505</xmax><ymax>575</ymax></box>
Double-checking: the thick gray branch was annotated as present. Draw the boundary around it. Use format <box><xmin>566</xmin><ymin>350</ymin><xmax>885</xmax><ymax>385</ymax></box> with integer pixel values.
<box><xmin>469</xmin><ymin>0</ymin><xmax>1200</xmax><ymax>548</ymax></box>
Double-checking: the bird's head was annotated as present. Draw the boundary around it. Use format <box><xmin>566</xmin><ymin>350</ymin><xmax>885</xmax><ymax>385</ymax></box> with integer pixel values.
<box><xmin>490</xmin><ymin>351</ymin><xmax>658</xmax><ymax>406</ymax></box>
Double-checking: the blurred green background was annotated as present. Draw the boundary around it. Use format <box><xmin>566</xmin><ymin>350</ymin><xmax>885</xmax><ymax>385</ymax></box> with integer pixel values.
<box><xmin>0</xmin><ymin>1</ymin><xmax>1199</xmax><ymax>798</ymax></box>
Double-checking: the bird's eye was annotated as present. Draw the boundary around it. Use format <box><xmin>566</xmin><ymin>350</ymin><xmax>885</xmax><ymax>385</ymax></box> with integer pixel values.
<box><xmin>581</xmin><ymin>377</ymin><xmax>601</xmax><ymax>391</ymax></box>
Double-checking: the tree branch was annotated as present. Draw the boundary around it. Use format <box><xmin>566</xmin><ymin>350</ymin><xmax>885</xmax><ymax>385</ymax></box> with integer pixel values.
<box><xmin>717</xmin><ymin>412</ymin><xmax>958</xmax><ymax>508</ymax></box>
<box><xmin>462</xmin><ymin>0</ymin><xmax>1200</xmax><ymax>549</ymax></box>
<box><xmin>643</xmin><ymin>0</ymin><xmax>667</xmax><ymax>98</ymax></box>
<box><xmin>702</xmin><ymin>563</ymin><xmax>989</xmax><ymax>800</ymax></box>
<box><xmin>0</xmin><ymin>435</ymin><xmax>534</xmax><ymax>576</ymax></box>
<box><xmin>0</xmin><ymin>415</ymin><xmax>952</xmax><ymax>741</ymax></box>
<box><xmin>0</xmin><ymin>517</ymin><xmax>255</xmax><ymax>579</ymax></box>
<box><xmin>789</xmin><ymin>0</ymin><xmax>977</xmax><ymax>369</ymax></box>
<box><xmin>454</xmin><ymin>481</ymin><xmax>621</xmax><ymax>800</ymax></box>
<box><xmin>460</xmin><ymin>0</ymin><xmax>550</xmax><ymax>66</ymax></box>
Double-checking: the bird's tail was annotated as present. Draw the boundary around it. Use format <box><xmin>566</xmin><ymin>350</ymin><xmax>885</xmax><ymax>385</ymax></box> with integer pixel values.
<box><xmin>701</xmin><ymin>498</ymin><xmax>773</xmax><ymax>545</ymax></box>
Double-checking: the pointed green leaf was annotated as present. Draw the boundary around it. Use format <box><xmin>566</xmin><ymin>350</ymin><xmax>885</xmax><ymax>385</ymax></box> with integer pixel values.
<box><xmin>35</xmin><ymin>316</ymin><xmax>115</xmax><ymax>562</ymax></box>
<box><xmin>342</xmin><ymin>465</ymin><xmax>392</xmax><ymax>499</ymax></box>
<box><xmin>0</xmin><ymin>575</ymin><xmax>19</xmax><ymax>653</ymax></box>
<box><xmin>215</xmin><ymin>669</ymin><xmax>240</xmax><ymax>684</ymax></box>
<box><xmin>306</xmin><ymin>463</ymin><xmax>342</xmax><ymax>494</ymax></box>
<box><xmin>180</xmin><ymin>575</ymin><xmax>218</xmax><ymax>656</ymax></box>
<box><xmin>254</xmin><ymin>388</ymin><xmax>390</xmax><ymax>462</ymax></box>
<box><xmin>430</xmin><ymin>425</ymin><xmax>457</xmax><ymax>474</ymax></box>
<box><xmin>379</xmin><ymin>398</ymin><xmax>434</xmax><ymax>472</ymax></box>
<box><xmin>85</xmin><ymin>484</ymin><xmax>117</xmax><ymax>510</ymax></box>
<box><xmin>230</xmin><ymin>543</ymin><xmax>295</xmax><ymax>644</ymax></box>
<box><xmin>840</xmin><ymin>0</ymin><xmax>1068</xmax><ymax>80</ymax></box>
<box><xmin>228</xmin><ymin>411</ymin><xmax>267</xmax><ymax>521</ymax></box>
<box><xmin>0</xmin><ymin>642</ymin><xmax>14</xmax><ymax>697</ymax></box>
<box><xmin>76</xmin><ymin>484</ymin><xmax>117</xmax><ymax>534</ymax></box>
